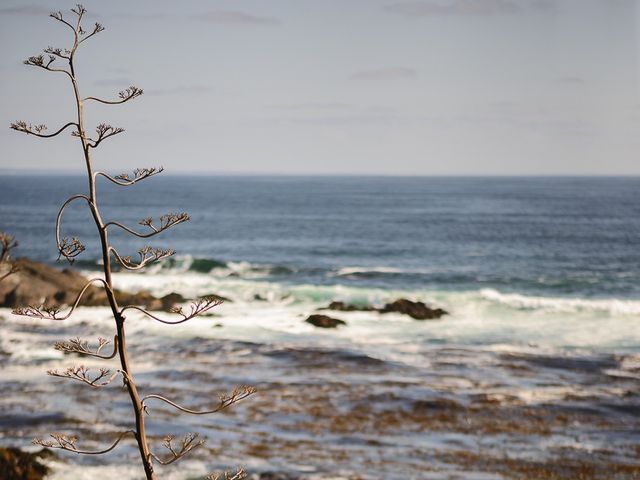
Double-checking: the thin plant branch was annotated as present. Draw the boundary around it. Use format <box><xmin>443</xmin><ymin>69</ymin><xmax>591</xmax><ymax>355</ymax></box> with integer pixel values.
<box><xmin>104</xmin><ymin>213</ymin><xmax>190</xmax><ymax>238</ymax></box>
<box><xmin>33</xmin><ymin>430</ymin><xmax>135</xmax><ymax>455</ymax></box>
<box><xmin>84</xmin><ymin>86</ymin><xmax>143</xmax><ymax>105</ymax></box>
<box><xmin>23</xmin><ymin>54</ymin><xmax>72</xmax><ymax>79</ymax></box>
<box><xmin>10</xmin><ymin>121</ymin><xmax>78</xmax><ymax>138</ymax></box>
<box><xmin>84</xmin><ymin>123</ymin><xmax>125</xmax><ymax>149</ymax></box>
<box><xmin>95</xmin><ymin>167</ymin><xmax>164</xmax><ymax>187</ymax></box>
<box><xmin>206</xmin><ymin>468</ymin><xmax>247</xmax><ymax>480</ymax></box>
<box><xmin>49</xmin><ymin>11</ymin><xmax>78</xmax><ymax>36</ymax></box>
<box><xmin>78</xmin><ymin>22</ymin><xmax>104</xmax><ymax>44</ymax></box>
<box><xmin>47</xmin><ymin>365</ymin><xmax>122</xmax><ymax>388</ymax></box>
<box><xmin>149</xmin><ymin>433</ymin><xmax>204</xmax><ymax>466</ymax></box>
<box><xmin>12</xmin><ymin>278</ymin><xmax>109</xmax><ymax>320</ymax></box>
<box><xmin>54</xmin><ymin>336</ymin><xmax>118</xmax><ymax>360</ymax></box>
<box><xmin>11</xmin><ymin>5</ymin><xmax>253</xmax><ymax>478</ymax></box>
<box><xmin>55</xmin><ymin>194</ymin><xmax>90</xmax><ymax>263</ymax></box>
<box><xmin>0</xmin><ymin>232</ymin><xmax>19</xmax><ymax>282</ymax></box>
<box><xmin>141</xmin><ymin>386</ymin><xmax>256</xmax><ymax>416</ymax></box>
<box><xmin>0</xmin><ymin>233</ymin><xmax>18</xmax><ymax>264</ymax></box>
<box><xmin>120</xmin><ymin>296</ymin><xmax>223</xmax><ymax>324</ymax></box>
<box><xmin>109</xmin><ymin>245</ymin><xmax>175</xmax><ymax>271</ymax></box>
<box><xmin>43</xmin><ymin>46</ymin><xmax>71</xmax><ymax>60</ymax></box>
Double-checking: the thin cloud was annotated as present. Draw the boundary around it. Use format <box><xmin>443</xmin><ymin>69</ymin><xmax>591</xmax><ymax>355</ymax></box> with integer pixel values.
<box><xmin>194</xmin><ymin>10</ymin><xmax>279</xmax><ymax>25</ymax></box>
<box><xmin>351</xmin><ymin>67</ymin><xmax>417</xmax><ymax>81</ymax></box>
<box><xmin>145</xmin><ymin>85</ymin><xmax>213</xmax><ymax>96</ymax></box>
<box><xmin>94</xmin><ymin>77</ymin><xmax>133</xmax><ymax>87</ymax></box>
<box><xmin>0</xmin><ymin>5</ymin><xmax>52</xmax><ymax>15</ymax></box>
<box><xmin>110</xmin><ymin>13</ymin><xmax>166</xmax><ymax>21</ymax></box>
<box><xmin>384</xmin><ymin>0</ymin><xmax>521</xmax><ymax>16</ymax></box>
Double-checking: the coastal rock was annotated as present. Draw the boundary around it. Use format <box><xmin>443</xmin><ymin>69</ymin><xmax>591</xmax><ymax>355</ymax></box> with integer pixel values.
<box><xmin>325</xmin><ymin>301</ymin><xmax>375</xmax><ymax>312</ymax></box>
<box><xmin>203</xmin><ymin>293</ymin><xmax>232</xmax><ymax>303</ymax></box>
<box><xmin>305</xmin><ymin>314</ymin><xmax>346</xmax><ymax>328</ymax></box>
<box><xmin>322</xmin><ymin>298</ymin><xmax>447</xmax><ymax>320</ymax></box>
<box><xmin>0</xmin><ymin>447</ymin><xmax>53</xmax><ymax>480</ymax></box>
<box><xmin>159</xmin><ymin>292</ymin><xmax>186</xmax><ymax>311</ymax></box>
<box><xmin>380</xmin><ymin>298</ymin><xmax>447</xmax><ymax>320</ymax></box>
<box><xmin>0</xmin><ymin>258</ymin><xmax>226</xmax><ymax>312</ymax></box>
<box><xmin>249</xmin><ymin>473</ymin><xmax>300</xmax><ymax>480</ymax></box>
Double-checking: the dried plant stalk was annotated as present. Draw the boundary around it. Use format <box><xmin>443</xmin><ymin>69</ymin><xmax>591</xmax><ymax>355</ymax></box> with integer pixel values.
<box><xmin>10</xmin><ymin>5</ymin><xmax>253</xmax><ymax>479</ymax></box>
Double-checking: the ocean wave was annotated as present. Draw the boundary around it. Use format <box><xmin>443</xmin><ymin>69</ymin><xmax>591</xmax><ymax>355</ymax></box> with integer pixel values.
<box><xmin>478</xmin><ymin>288</ymin><xmax>640</xmax><ymax>315</ymax></box>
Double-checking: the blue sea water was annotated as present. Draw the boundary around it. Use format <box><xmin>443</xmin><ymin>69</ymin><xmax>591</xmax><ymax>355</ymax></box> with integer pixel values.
<box><xmin>2</xmin><ymin>174</ymin><xmax>640</xmax><ymax>298</ymax></box>
<box><xmin>2</xmin><ymin>176</ymin><xmax>640</xmax><ymax>478</ymax></box>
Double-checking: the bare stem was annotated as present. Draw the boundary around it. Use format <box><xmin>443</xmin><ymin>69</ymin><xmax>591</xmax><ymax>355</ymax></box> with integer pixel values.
<box><xmin>33</xmin><ymin>430</ymin><xmax>135</xmax><ymax>455</ymax></box>
<box><xmin>47</xmin><ymin>365</ymin><xmax>122</xmax><ymax>388</ymax></box>
<box><xmin>109</xmin><ymin>245</ymin><xmax>175</xmax><ymax>270</ymax></box>
<box><xmin>95</xmin><ymin>167</ymin><xmax>164</xmax><ymax>187</ymax></box>
<box><xmin>142</xmin><ymin>386</ymin><xmax>256</xmax><ymax>416</ymax></box>
<box><xmin>12</xmin><ymin>278</ymin><xmax>108</xmax><ymax>320</ymax></box>
<box><xmin>54</xmin><ymin>335</ymin><xmax>118</xmax><ymax>360</ymax></box>
<box><xmin>84</xmin><ymin>86</ymin><xmax>143</xmax><ymax>105</ymax></box>
<box><xmin>149</xmin><ymin>433</ymin><xmax>204</xmax><ymax>465</ymax></box>
<box><xmin>120</xmin><ymin>296</ymin><xmax>223</xmax><ymax>324</ymax></box>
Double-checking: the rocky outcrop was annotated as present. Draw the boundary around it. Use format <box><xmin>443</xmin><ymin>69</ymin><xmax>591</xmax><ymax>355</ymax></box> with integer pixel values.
<box><xmin>380</xmin><ymin>298</ymin><xmax>447</xmax><ymax>320</ymax></box>
<box><xmin>0</xmin><ymin>447</ymin><xmax>53</xmax><ymax>480</ymax></box>
<box><xmin>324</xmin><ymin>301</ymin><xmax>375</xmax><ymax>312</ymax></box>
<box><xmin>0</xmin><ymin>258</ymin><xmax>200</xmax><ymax>312</ymax></box>
<box><xmin>324</xmin><ymin>298</ymin><xmax>447</xmax><ymax>320</ymax></box>
<box><xmin>305</xmin><ymin>314</ymin><xmax>346</xmax><ymax>328</ymax></box>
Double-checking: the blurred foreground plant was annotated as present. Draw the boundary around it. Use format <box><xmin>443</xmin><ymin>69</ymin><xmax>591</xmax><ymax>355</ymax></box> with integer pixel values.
<box><xmin>10</xmin><ymin>5</ymin><xmax>253</xmax><ymax>479</ymax></box>
<box><xmin>0</xmin><ymin>232</ymin><xmax>19</xmax><ymax>283</ymax></box>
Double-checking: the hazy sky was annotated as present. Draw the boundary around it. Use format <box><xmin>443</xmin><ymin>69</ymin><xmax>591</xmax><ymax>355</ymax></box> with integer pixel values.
<box><xmin>1</xmin><ymin>0</ymin><xmax>639</xmax><ymax>175</ymax></box>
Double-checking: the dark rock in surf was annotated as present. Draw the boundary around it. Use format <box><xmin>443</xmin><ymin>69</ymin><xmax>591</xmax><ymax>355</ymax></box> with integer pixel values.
<box><xmin>305</xmin><ymin>314</ymin><xmax>346</xmax><ymax>328</ymax></box>
<box><xmin>159</xmin><ymin>292</ymin><xmax>186</xmax><ymax>311</ymax></box>
<box><xmin>380</xmin><ymin>298</ymin><xmax>447</xmax><ymax>320</ymax></box>
<box><xmin>0</xmin><ymin>447</ymin><xmax>54</xmax><ymax>480</ymax></box>
<box><xmin>0</xmin><ymin>257</ymin><xmax>230</xmax><ymax>311</ymax></box>
<box><xmin>202</xmin><ymin>293</ymin><xmax>232</xmax><ymax>303</ymax></box>
<box><xmin>325</xmin><ymin>301</ymin><xmax>375</xmax><ymax>312</ymax></box>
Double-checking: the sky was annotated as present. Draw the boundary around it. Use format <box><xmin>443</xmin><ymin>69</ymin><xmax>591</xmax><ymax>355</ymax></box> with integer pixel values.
<box><xmin>0</xmin><ymin>0</ymin><xmax>639</xmax><ymax>175</ymax></box>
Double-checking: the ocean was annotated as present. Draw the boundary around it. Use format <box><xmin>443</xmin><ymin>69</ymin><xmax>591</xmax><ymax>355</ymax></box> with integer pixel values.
<box><xmin>0</xmin><ymin>175</ymin><xmax>639</xmax><ymax>479</ymax></box>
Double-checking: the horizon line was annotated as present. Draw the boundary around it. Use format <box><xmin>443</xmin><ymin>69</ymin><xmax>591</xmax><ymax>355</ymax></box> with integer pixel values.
<box><xmin>2</xmin><ymin>169</ymin><xmax>640</xmax><ymax>178</ymax></box>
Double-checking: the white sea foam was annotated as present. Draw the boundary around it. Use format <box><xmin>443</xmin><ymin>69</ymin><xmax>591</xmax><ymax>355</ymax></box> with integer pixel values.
<box><xmin>68</xmin><ymin>269</ymin><xmax>640</xmax><ymax>354</ymax></box>
<box><xmin>478</xmin><ymin>288</ymin><xmax>640</xmax><ymax>315</ymax></box>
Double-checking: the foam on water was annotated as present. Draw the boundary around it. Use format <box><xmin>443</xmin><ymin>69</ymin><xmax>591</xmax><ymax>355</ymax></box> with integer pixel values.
<box><xmin>66</xmin><ymin>269</ymin><xmax>640</xmax><ymax>355</ymax></box>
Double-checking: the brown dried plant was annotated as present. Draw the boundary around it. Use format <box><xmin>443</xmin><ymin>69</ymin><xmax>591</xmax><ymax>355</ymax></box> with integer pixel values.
<box><xmin>0</xmin><ymin>232</ymin><xmax>19</xmax><ymax>283</ymax></box>
<box><xmin>10</xmin><ymin>5</ymin><xmax>254</xmax><ymax>479</ymax></box>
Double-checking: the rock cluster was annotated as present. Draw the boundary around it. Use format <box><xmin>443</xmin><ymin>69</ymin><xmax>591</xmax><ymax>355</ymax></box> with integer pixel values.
<box><xmin>0</xmin><ymin>447</ymin><xmax>52</xmax><ymax>480</ymax></box>
<box><xmin>326</xmin><ymin>298</ymin><xmax>447</xmax><ymax>320</ymax></box>
<box><xmin>304</xmin><ymin>314</ymin><xmax>347</xmax><ymax>328</ymax></box>
<box><xmin>0</xmin><ymin>258</ymin><xmax>220</xmax><ymax>312</ymax></box>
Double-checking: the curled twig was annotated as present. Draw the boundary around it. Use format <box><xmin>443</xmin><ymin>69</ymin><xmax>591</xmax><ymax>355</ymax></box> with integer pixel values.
<box><xmin>206</xmin><ymin>468</ymin><xmax>247</xmax><ymax>480</ymax></box>
<box><xmin>84</xmin><ymin>85</ymin><xmax>143</xmax><ymax>105</ymax></box>
<box><xmin>142</xmin><ymin>385</ymin><xmax>256</xmax><ymax>416</ymax></box>
<box><xmin>95</xmin><ymin>167</ymin><xmax>163</xmax><ymax>186</ymax></box>
<box><xmin>57</xmin><ymin>236</ymin><xmax>85</xmax><ymax>263</ymax></box>
<box><xmin>33</xmin><ymin>430</ymin><xmax>134</xmax><ymax>455</ymax></box>
<box><xmin>110</xmin><ymin>245</ymin><xmax>175</xmax><ymax>271</ymax></box>
<box><xmin>150</xmin><ymin>433</ymin><xmax>204</xmax><ymax>465</ymax></box>
<box><xmin>54</xmin><ymin>336</ymin><xmax>118</xmax><ymax>359</ymax></box>
<box><xmin>12</xmin><ymin>278</ymin><xmax>108</xmax><ymax>321</ymax></box>
<box><xmin>121</xmin><ymin>295</ymin><xmax>223</xmax><ymax>324</ymax></box>
<box><xmin>10</xmin><ymin>121</ymin><xmax>78</xmax><ymax>139</ymax></box>
<box><xmin>47</xmin><ymin>365</ymin><xmax>121</xmax><ymax>388</ymax></box>
<box><xmin>83</xmin><ymin>123</ymin><xmax>125</xmax><ymax>148</ymax></box>
<box><xmin>104</xmin><ymin>212</ymin><xmax>190</xmax><ymax>238</ymax></box>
